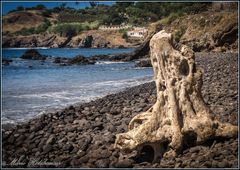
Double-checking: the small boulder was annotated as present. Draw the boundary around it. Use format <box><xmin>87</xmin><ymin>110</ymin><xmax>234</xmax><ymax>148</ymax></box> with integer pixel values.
<box><xmin>78</xmin><ymin>136</ymin><xmax>92</xmax><ymax>151</ymax></box>
<box><xmin>20</xmin><ymin>49</ymin><xmax>47</xmax><ymax>60</ymax></box>
<box><xmin>115</xmin><ymin>159</ymin><xmax>134</xmax><ymax>168</ymax></box>
<box><xmin>89</xmin><ymin>54</ymin><xmax>112</xmax><ymax>61</ymax></box>
<box><xmin>2</xmin><ymin>58</ymin><xmax>13</xmax><ymax>65</ymax></box>
<box><xmin>68</xmin><ymin>55</ymin><xmax>95</xmax><ymax>65</ymax></box>
<box><xmin>95</xmin><ymin>159</ymin><xmax>110</xmax><ymax>168</ymax></box>
<box><xmin>42</xmin><ymin>144</ymin><xmax>53</xmax><ymax>154</ymax></box>
<box><xmin>63</xmin><ymin>143</ymin><xmax>74</xmax><ymax>152</ymax></box>
<box><xmin>46</xmin><ymin>134</ymin><xmax>55</xmax><ymax>145</ymax></box>
<box><xmin>53</xmin><ymin>57</ymin><xmax>69</xmax><ymax>64</ymax></box>
<box><xmin>135</xmin><ymin>58</ymin><xmax>152</xmax><ymax>67</ymax></box>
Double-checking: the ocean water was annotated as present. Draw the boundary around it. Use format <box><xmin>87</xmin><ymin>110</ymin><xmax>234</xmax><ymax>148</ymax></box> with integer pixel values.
<box><xmin>2</xmin><ymin>48</ymin><xmax>153</xmax><ymax>124</ymax></box>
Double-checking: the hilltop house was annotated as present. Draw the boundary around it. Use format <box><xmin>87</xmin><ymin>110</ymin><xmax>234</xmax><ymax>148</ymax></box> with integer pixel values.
<box><xmin>127</xmin><ymin>27</ymin><xmax>148</xmax><ymax>38</ymax></box>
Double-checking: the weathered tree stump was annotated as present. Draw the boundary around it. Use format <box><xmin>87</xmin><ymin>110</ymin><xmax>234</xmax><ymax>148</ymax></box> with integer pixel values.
<box><xmin>114</xmin><ymin>30</ymin><xmax>238</xmax><ymax>162</ymax></box>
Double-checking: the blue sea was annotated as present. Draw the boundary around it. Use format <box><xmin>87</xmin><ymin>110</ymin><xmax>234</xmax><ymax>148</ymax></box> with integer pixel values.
<box><xmin>2</xmin><ymin>48</ymin><xmax>153</xmax><ymax>124</ymax></box>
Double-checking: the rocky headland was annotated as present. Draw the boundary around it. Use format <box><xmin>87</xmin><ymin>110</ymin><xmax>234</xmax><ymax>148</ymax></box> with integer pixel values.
<box><xmin>2</xmin><ymin>32</ymin><xmax>135</xmax><ymax>49</ymax></box>
<box><xmin>2</xmin><ymin>52</ymin><xmax>238</xmax><ymax>168</ymax></box>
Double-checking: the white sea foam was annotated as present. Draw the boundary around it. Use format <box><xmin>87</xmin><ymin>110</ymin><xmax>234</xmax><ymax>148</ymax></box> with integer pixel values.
<box><xmin>133</xmin><ymin>67</ymin><xmax>150</xmax><ymax>69</ymax></box>
<box><xmin>1</xmin><ymin>117</ymin><xmax>16</xmax><ymax>124</ymax></box>
<box><xmin>4</xmin><ymin>47</ymin><xmax>49</xmax><ymax>50</ymax></box>
<box><xmin>95</xmin><ymin>61</ymin><xmax>126</xmax><ymax>65</ymax></box>
<box><xmin>13</xmin><ymin>91</ymin><xmax>72</xmax><ymax>99</ymax></box>
<box><xmin>2</xmin><ymin>76</ymin><xmax>153</xmax><ymax>125</ymax></box>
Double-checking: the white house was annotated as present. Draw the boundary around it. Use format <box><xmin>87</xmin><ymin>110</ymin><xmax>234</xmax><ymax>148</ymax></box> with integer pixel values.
<box><xmin>127</xmin><ymin>27</ymin><xmax>148</xmax><ymax>38</ymax></box>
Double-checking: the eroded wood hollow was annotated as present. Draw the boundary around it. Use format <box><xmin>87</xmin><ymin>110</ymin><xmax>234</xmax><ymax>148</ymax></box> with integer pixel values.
<box><xmin>114</xmin><ymin>30</ymin><xmax>237</xmax><ymax>162</ymax></box>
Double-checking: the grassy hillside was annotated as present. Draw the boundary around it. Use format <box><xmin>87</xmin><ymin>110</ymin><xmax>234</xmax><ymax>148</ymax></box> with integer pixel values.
<box><xmin>3</xmin><ymin>10</ymin><xmax>46</xmax><ymax>34</ymax></box>
<box><xmin>162</xmin><ymin>11</ymin><xmax>238</xmax><ymax>52</ymax></box>
<box><xmin>3</xmin><ymin>2</ymin><xmax>211</xmax><ymax>36</ymax></box>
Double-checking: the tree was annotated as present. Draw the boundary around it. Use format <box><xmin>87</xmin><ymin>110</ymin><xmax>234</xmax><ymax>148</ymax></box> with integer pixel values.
<box><xmin>116</xmin><ymin>2</ymin><xmax>134</xmax><ymax>8</ymax></box>
<box><xmin>35</xmin><ymin>4</ymin><xmax>46</xmax><ymax>10</ymax></box>
<box><xmin>102</xmin><ymin>11</ymin><xmax>126</xmax><ymax>25</ymax></box>
<box><xmin>60</xmin><ymin>3</ymin><xmax>67</xmax><ymax>10</ymax></box>
<box><xmin>42</xmin><ymin>10</ymin><xmax>52</xmax><ymax>17</ymax></box>
<box><xmin>114</xmin><ymin>30</ymin><xmax>237</xmax><ymax>162</ymax></box>
<box><xmin>89</xmin><ymin>1</ymin><xmax>98</xmax><ymax>8</ymax></box>
<box><xmin>17</xmin><ymin>6</ymin><xmax>24</xmax><ymax>11</ymax></box>
<box><xmin>52</xmin><ymin>7</ymin><xmax>61</xmax><ymax>13</ymax></box>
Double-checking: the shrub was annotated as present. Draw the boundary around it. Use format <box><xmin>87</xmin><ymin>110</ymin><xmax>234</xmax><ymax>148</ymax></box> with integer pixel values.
<box><xmin>118</xmin><ymin>28</ymin><xmax>131</xmax><ymax>33</ymax></box>
<box><xmin>173</xmin><ymin>26</ymin><xmax>186</xmax><ymax>43</ymax></box>
<box><xmin>82</xmin><ymin>21</ymin><xmax>100</xmax><ymax>30</ymax></box>
<box><xmin>35</xmin><ymin>19</ymin><xmax>51</xmax><ymax>34</ymax></box>
<box><xmin>35</xmin><ymin>4</ymin><xmax>46</xmax><ymax>10</ymax></box>
<box><xmin>42</xmin><ymin>10</ymin><xmax>52</xmax><ymax>17</ymax></box>
<box><xmin>17</xmin><ymin>6</ymin><xmax>24</xmax><ymax>11</ymax></box>
<box><xmin>101</xmin><ymin>10</ymin><xmax>127</xmax><ymax>25</ymax></box>
<box><xmin>15</xmin><ymin>28</ymin><xmax>33</xmax><ymax>36</ymax></box>
<box><xmin>122</xmin><ymin>32</ymin><xmax>128</xmax><ymax>40</ymax></box>
<box><xmin>160</xmin><ymin>12</ymin><xmax>184</xmax><ymax>25</ymax></box>
<box><xmin>15</xmin><ymin>19</ymin><xmax>51</xmax><ymax>35</ymax></box>
<box><xmin>183</xmin><ymin>3</ymin><xmax>210</xmax><ymax>14</ymax></box>
<box><xmin>52</xmin><ymin>20</ymin><xmax>59</xmax><ymax>25</ymax></box>
<box><xmin>50</xmin><ymin>23</ymin><xmax>84</xmax><ymax>37</ymax></box>
<box><xmin>49</xmin><ymin>21</ymin><xmax>99</xmax><ymax>37</ymax></box>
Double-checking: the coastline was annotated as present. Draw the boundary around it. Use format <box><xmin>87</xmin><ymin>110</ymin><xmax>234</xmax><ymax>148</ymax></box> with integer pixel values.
<box><xmin>2</xmin><ymin>46</ymin><xmax>137</xmax><ymax>50</ymax></box>
<box><xmin>2</xmin><ymin>52</ymin><xmax>238</xmax><ymax>168</ymax></box>
<box><xmin>1</xmin><ymin>77</ymin><xmax>154</xmax><ymax>130</ymax></box>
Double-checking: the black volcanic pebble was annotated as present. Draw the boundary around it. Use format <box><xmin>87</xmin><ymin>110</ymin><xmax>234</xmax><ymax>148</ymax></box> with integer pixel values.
<box><xmin>95</xmin><ymin>159</ymin><xmax>110</xmax><ymax>168</ymax></box>
<box><xmin>42</xmin><ymin>144</ymin><xmax>53</xmax><ymax>154</ymax></box>
<box><xmin>115</xmin><ymin>159</ymin><xmax>134</xmax><ymax>168</ymax></box>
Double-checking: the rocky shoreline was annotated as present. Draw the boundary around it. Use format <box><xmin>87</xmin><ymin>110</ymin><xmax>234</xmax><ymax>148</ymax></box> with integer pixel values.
<box><xmin>3</xmin><ymin>47</ymin><xmax>148</xmax><ymax>67</ymax></box>
<box><xmin>2</xmin><ymin>52</ymin><xmax>238</xmax><ymax>168</ymax></box>
<box><xmin>2</xmin><ymin>32</ymin><xmax>137</xmax><ymax>49</ymax></box>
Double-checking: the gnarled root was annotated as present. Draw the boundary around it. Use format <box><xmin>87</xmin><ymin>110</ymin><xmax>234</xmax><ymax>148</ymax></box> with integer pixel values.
<box><xmin>114</xmin><ymin>30</ymin><xmax>238</xmax><ymax>162</ymax></box>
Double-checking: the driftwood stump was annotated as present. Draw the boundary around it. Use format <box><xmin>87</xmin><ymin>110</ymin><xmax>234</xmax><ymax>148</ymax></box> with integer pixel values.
<box><xmin>114</xmin><ymin>30</ymin><xmax>238</xmax><ymax>162</ymax></box>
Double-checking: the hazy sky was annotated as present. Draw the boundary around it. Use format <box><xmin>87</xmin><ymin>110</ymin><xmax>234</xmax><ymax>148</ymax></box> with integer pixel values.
<box><xmin>2</xmin><ymin>1</ymin><xmax>115</xmax><ymax>15</ymax></box>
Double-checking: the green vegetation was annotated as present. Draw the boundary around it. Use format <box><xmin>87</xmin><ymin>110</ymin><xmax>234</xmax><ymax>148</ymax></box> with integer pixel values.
<box><xmin>41</xmin><ymin>10</ymin><xmax>52</xmax><ymax>17</ymax></box>
<box><xmin>35</xmin><ymin>19</ymin><xmax>51</xmax><ymax>33</ymax></box>
<box><xmin>119</xmin><ymin>28</ymin><xmax>131</xmax><ymax>41</ymax></box>
<box><xmin>17</xmin><ymin>6</ymin><xmax>24</xmax><ymax>11</ymax></box>
<box><xmin>123</xmin><ymin>2</ymin><xmax>209</xmax><ymax>25</ymax></box>
<box><xmin>33</xmin><ymin>4</ymin><xmax>46</xmax><ymax>10</ymax></box>
<box><xmin>122</xmin><ymin>32</ymin><xmax>128</xmax><ymax>41</ymax></box>
<box><xmin>15</xmin><ymin>19</ymin><xmax>51</xmax><ymax>36</ymax></box>
<box><xmin>160</xmin><ymin>12</ymin><xmax>184</xmax><ymax>25</ymax></box>
<box><xmin>15</xmin><ymin>28</ymin><xmax>34</xmax><ymax>36</ymax></box>
<box><xmin>8</xmin><ymin>6</ymin><xmax>24</xmax><ymax>13</ymax></box>
<box><xmin>49</xmin><ymin>21</ymin><xmax>99</xmax><ymax>37</ymax></box>
<box><xmin>49</xmin><ymin>23</ymin><xmax>83</xmax><ymax>37</ymax></box>
<box><xmin>8</xmin><ymin>4</ymin><xmax>47</xmax><ymax>13</ymax></box>
<box><xmin>8</xmin><ymin>2</ymin><xmax>211</xmax><ymax>36</ymax></box>
<box><xmin>173</xmin><ymin>26</ymin><xmax>186</xmax><ymax>43</ymax></box>
<box><xmin>8</xmin><ymin>2</ymin><xmax>211</xmax><ymax>24</ymax></box>
<box><xmin>118</xmin><ymin>29</ymin><xmax>130</xmax><ymax>36</ymax></box>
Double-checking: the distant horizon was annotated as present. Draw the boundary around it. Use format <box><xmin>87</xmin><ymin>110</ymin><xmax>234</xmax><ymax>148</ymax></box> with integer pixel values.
<box><xmin>2</xmin><ymin>1</ymin><xmax>115</xmax><ymax>15</ymax></box>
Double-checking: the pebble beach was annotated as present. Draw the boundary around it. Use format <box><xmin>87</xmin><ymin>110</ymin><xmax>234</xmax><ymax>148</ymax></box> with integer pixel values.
<box><xmin>2</xmin><ymin>52</ymin><xmax>238</xmax><ymax>168</ymax></box>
